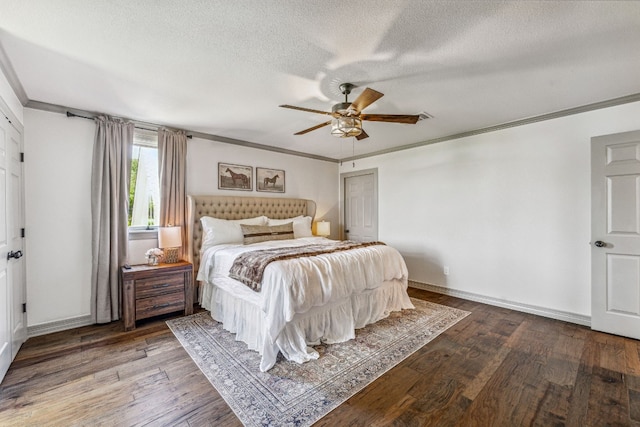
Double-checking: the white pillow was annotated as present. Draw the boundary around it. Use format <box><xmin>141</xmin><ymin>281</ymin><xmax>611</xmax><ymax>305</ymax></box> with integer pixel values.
<box><xmin>200</xmin><ymin>215</ymin><xmax>267</xmax><ymax>249</ymax></box>
<box><xmin>267</xmin><ymin>216</ymin><xmax>312</xmax><ymax>238</ymax></box>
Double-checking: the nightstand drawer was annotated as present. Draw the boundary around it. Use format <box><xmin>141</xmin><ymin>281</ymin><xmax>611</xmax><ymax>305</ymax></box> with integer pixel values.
<box><xmin>136</xmin><ymin>292</ymin><xmax>185</xmax><ymax>320</ymax></box>
<box><xmin>135</xmin><ymin>273</ymin><xmax>185</xmax><ymax>299</ymax></box>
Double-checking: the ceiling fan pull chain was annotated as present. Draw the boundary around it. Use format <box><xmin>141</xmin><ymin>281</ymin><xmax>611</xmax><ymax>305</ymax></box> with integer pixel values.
<box><xmin>352</xmin><ymin>138</ymin><xmax>355</xmax><ymax>167</ymax></box>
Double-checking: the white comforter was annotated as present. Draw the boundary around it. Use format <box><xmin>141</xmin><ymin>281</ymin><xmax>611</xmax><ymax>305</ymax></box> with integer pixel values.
<box><xmin>197</xmin><ymin>237</ymin><xmax>413</xmax><ymax>370</ymax></box>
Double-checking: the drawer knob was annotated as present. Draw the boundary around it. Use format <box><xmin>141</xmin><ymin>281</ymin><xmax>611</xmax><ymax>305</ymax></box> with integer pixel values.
<box><xmin>152</xmin><ymin>283</ymin><xmax>171</xmax><ymax>289</ymax></box>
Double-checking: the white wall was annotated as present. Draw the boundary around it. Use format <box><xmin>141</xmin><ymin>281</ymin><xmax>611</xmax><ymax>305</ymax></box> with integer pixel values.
<box><xmin>340</xmin><ymin>101</ymin><xmax>640</xmax><ymax>318</ymax></box>
<box><xmin>23</xmin><ymin>108</ymin><xmax>339</xmax><ymax>327</ymax></box>
<box><xmin>24</xmin><ymin>109</ymin><xmax>94</xmax><ymax>326</ymax></box>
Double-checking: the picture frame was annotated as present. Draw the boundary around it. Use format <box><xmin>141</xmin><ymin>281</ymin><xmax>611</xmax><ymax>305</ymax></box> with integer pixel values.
<box><xmin>218</xmin><ymin>163</ymin><xmax>253</xmax><ymax>191</ymax></box>
<box><xmin>256</xmin><ymin>167</ymin><xmax>285</xmax><ymax>193</ymax></box>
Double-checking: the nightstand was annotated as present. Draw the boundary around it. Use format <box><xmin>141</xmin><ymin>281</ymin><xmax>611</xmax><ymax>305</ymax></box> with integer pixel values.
<box><xmin>121</xmin><ymin>261</ymin><xmax>194</xmax><ymax>331</ymax></box>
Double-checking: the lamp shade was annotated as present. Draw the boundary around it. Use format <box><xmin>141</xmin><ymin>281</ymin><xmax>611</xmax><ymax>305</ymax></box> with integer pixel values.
<box><xmin>317</xmin><ymin>221</ymin><xmax>330</xmax><ymax>237</ymax></box>
<box><xmin>158</xmin><ymin>226</ymin><xmax>182</xmax><ymax>248</ymax></box>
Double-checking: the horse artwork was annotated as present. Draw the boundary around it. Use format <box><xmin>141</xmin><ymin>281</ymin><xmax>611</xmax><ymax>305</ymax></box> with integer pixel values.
<box><xmin>263</xmin><ymin>174</ymin><xmax>279</xmax><ymax>187</ymax></box>
<box><xmin>256</xmin><ymin>167</ymin><xmax>285</xmax><ymax>193</ymax></box>
<box><xmin>218</xmin><ymin>163</ymin><xmax>253</xmax><ymax>191</ymax></box>
<box><xmin>226</xmin><ymin>168</ymin><xmax>250</xmax><ymax>188</ymax></box>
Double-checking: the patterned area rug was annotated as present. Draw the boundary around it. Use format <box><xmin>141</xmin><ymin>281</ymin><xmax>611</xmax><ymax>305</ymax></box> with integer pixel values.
<box><xmin>167</xmin><ymin>298</ymin><xmax>469</xmax><ymax>427</ymax></box>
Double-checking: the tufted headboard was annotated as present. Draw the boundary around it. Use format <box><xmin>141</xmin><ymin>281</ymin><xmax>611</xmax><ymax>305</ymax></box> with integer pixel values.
<box><xmin>186</xmin><ymin>195</ymin><xmax>316</xmax><ymax>275</ymax></box>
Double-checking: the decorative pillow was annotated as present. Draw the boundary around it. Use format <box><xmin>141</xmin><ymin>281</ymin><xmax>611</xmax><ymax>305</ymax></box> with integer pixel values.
<box><xmin>241</xmin><ymin>223</ymin><xmax>295</xmax><ymax>244</ymax></box>
<box><xmin>200</xmin><ymin>215</ymin><xmax>267</xmax><ymax>249</ymax></box>
<box><xmin>267</xmin><ymin>216</ymin><xmax>313</xmax><ymax>238</ymax></box>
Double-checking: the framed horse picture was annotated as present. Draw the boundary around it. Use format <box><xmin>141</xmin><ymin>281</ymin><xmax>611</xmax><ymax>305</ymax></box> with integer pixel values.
<box><xmin>218</xmin><ymin>163</ymin><xmax>253</xmax><ymax>191</ymax></box>
<box><xmin>256</xmin><ymin>167</ymin><xmax>285</xmax><ymax>193</ymax></box>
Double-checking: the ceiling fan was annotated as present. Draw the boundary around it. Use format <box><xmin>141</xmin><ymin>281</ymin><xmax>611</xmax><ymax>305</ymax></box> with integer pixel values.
<box><xmin>279</xmin><ymin>83</ymin><xmax>421</xmax><ymax>140</ymax></box>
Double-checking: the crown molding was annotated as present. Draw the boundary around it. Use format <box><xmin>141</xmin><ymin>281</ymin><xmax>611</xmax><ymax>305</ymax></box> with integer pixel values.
<box><xmin>25</xmin><ymin>100</ymin><xmax>340</xmax><ymax>163</ymax></box>
<box><xmin>340</xmin><ymin>92</ymin><xmax>640</xmax><ymax>162</ymax></box>
<box><xmin>21</xmin><ymin>89</ymin><xmax>640</xmax><ymax>165</ymax></box>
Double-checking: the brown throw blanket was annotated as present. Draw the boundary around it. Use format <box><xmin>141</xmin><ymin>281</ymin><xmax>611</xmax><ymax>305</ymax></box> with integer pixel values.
<box><xmin>229</xmin><ymin>241</ymin><xmax>385</xmax><ymax>292</ymax></box>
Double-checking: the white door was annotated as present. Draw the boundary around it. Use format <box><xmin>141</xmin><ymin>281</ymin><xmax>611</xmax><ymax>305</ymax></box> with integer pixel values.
<box><xmin>591</xmin><ymin>130</ymin><xmax>640</xmax><ymax>339</ymax></box>
<box><xmin>343</xmin><ymin>171</ymin><xmax>377</xmax><ymax>242</ymax></box>
<box><xmin>8</xmin><ymin>119</ymin><xmax>25</xmax><ymax>359</ymax></box>
<box><xmin>0</xmin><ymin>112</ymin><xmax>25</xmax><ymax>383</ymax></box>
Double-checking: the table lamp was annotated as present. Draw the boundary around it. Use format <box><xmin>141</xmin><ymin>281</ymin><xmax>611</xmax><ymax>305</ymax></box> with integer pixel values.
<box><xmin>158</xmin><ymin>226</ymin><xmax>182</xmax><ymax>263</ymax></box>
<box><xmin>317</xmin><ymin>221</ymin><xmax>330</xmax><ymax>237</ymax></box>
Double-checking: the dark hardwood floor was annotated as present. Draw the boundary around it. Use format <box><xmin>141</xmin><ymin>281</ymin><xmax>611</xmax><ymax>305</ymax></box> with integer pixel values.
<box><xmin>2</xmin><ymin>288</ymin><xmax>640</xmax><ymax>426</ymax></box>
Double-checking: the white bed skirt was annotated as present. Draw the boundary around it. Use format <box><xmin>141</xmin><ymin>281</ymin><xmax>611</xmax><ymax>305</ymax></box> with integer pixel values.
<box><xmin>199</xmin><ymin>279</ymin><xmax>415</xmax><ymax>371</ymax></box>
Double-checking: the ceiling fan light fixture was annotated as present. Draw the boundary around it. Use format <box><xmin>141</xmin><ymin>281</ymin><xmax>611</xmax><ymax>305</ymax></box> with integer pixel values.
<box><xmin>331</xmin><ymin>116</ymin><xmax>362</xmax><ymax>138</ymax></box>
<box><xmin>281</xmin><ymin>83</ymin><xmax>420</xmax><ymax>140</ymax></box>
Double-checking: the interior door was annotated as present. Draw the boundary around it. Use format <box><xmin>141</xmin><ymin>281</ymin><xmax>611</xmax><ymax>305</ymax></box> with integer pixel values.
<box><xmin>0</xmin><ymin>111</ymin><xmax>24</xmax><ymax>383</ymax></box>
<box><xmin>344</xmin><ymin>171</ymin><xmax>377</xmax><ymax>242</ymax></box>
<box><xmin>0</xmin><ymin>114</ymin><xmax>11</xmax><ymax>380</ymax></box>
<box><xmin>591</xmin><ymin>130</ymin><xmax>640</xmax><ymax>339</ymax></box>
<box><xmin>8</xmin><ymin>119</ymin><xmax>25</xmax><ymax>359</ymax></box>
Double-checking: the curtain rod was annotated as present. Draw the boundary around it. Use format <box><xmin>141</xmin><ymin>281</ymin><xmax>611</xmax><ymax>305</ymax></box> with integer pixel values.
<box><xmin>66</xmin><ymin>111</ymin><xmax>192</xmax><ymax>138</ymax></box>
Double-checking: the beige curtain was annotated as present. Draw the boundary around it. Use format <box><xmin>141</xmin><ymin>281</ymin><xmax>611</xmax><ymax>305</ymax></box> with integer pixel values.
<box><xmin>158</xmin><ymin>128</ymin><xmax>188</xmax><ymax>259</ymax></box>
<box><xmin>91</xmin><ymin>116</ymin><xmax>133</xmax><ymax>324</ymax></box>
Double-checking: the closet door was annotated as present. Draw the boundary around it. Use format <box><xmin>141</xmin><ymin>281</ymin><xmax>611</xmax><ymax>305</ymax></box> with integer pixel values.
<box><xmin>343</xmin><ymin>170</ymin><xmax>378</xmax><ymax>242</ymax></box>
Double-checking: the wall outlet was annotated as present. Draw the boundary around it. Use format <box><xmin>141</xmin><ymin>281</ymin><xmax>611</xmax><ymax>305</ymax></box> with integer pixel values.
<box><xmin>444</xmin><ymin>266</ymin><xmax>450</xmax><ymax>276</ymax></box>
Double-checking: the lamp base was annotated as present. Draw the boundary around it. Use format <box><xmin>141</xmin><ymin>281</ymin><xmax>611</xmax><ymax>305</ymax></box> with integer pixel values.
<box><xmin>164</xmin><ymin>247</ymin><xmax>180</xmax><ymax>263</ymax></box>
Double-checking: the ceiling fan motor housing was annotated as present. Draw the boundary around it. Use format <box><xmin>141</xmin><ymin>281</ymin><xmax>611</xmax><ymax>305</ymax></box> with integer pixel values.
<box><xmin>332</xmin><ymin>102</ymin><xmax>356</xmax><ymax>115</ymax></box>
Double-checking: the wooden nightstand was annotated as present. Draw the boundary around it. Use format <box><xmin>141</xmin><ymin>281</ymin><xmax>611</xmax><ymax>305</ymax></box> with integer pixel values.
<box><xmin>121</xmin><ymin>261</ymin><xmax>194</xmax><ymax>331</ymax></box>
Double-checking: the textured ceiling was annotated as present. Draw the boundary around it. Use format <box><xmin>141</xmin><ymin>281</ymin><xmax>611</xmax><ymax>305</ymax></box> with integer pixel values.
<box><xmin>1</xmin><ymin>1</ymin><xmax>639</xmax><ymax>160</ymax></box>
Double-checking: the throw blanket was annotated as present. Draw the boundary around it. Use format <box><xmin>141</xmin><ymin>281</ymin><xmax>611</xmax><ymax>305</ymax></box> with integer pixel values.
<box><xmin>229</xmin><ymin>241</ymin><xmax>385</xmax><ymax>291</ymax></box>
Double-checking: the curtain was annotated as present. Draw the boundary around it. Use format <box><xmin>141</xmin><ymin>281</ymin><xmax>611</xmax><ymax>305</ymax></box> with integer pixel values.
<box><xmin>158</xmin><ymin>128</ymin><xmax>188</xmax><ymax>259</ymax></box>
<box><xmin>91</xmin><ymin>116</ymin><xmax>134</xmax><ymax>324</ymax></box>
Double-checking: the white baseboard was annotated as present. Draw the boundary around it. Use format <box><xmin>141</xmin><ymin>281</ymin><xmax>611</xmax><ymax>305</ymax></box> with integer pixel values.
<box><xmin>25</xmin><ymin>283</ymin><xmax>590</xmax><ymax>337</ymax></box>
<box><xmin>409</xmin><ymin>280</ymin><xmax>591</xmax><ymax>327</ymax></box>
<box><xmin>28</xmin><ymin>315</ymin><xmax>94</xmax><ymax>338</ymax></box>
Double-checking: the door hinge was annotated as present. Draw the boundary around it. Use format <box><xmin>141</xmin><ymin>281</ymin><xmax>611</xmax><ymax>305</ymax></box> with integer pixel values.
<box><xmin>21</xmin><ymin>228</ymin><xmax>25</xmax><ymax>238</ymax></box>
<box><xmin>22</xmin><ymin>303</ymin><xmax>26</xmax><ymax>313</ymax></box>
<box><xmin>20</xmin><ymin>152</ymin><xmax>24</xmax><ymax>162</ymax></box>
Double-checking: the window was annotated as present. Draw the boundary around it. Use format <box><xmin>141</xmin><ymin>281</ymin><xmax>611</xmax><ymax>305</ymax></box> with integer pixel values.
<box><xmin>129</xmin><ymin>129</ymin><xmax>160</xmax><ymax>229</ymax></box>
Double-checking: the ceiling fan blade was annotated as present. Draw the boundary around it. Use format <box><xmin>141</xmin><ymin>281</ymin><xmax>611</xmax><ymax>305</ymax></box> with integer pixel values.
<box><xmin>355</xmin><ymin>129</ymin><xmax>369</xmax><ymax>140</ymax></box>
<box><xmin>280</xmin><ymin>104</ymin><xmax>333</xmax><ymax>116</ymax></box>
<box><xmin>360</xmin><ymin>114</ymin><xmax>420</xmax><ymax>124</ymax></box>
<box><xmin>294</xmin><ymin>121</ymin><xmax>332</xmax><ymax>135</ymax></box>
<box><xmin>350</xmin><ymin>88</ymin><xmax>384</xmax><ymax>112</ymax></box>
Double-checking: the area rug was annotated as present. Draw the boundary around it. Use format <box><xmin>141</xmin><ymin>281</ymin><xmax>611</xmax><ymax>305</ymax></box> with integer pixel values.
<box><xmin>167</xmin><ymin>298</ymin><xmax>469</xmax><ymax>427</ymax></box>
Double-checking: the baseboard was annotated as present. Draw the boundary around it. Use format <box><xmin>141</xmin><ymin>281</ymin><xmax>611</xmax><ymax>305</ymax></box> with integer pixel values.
<box><xmin>28</xmin><ymin>315</ymin><xmax>94</xmax><ymax>338</ymax></box>
<box><xmin>409</xmin><ymin>280</ymin><xmax>591</xmax><ymax>327</ymax></box>
<box><xmin>24</xmin><ymin>284</ymin><xmax>590</xmax><ymax>336</ymax></box>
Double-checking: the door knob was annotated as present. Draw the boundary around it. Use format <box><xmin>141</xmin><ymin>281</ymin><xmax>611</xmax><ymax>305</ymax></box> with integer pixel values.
<box><xmin>594</xmin><ymin>241</ymin><xmax>606</xmax><ymax>248</ymax></box>
<box><xmin>7</xmin><ymin>250</ymin><xmax>22</xmax><ymax>260</ymax></box>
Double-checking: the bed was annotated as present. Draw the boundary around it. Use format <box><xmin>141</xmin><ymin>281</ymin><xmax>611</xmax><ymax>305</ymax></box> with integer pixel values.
<box><xmin>186</xmin><ymin>195</ymin><xmax>414</xmax><ymax>371</ymax></box>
